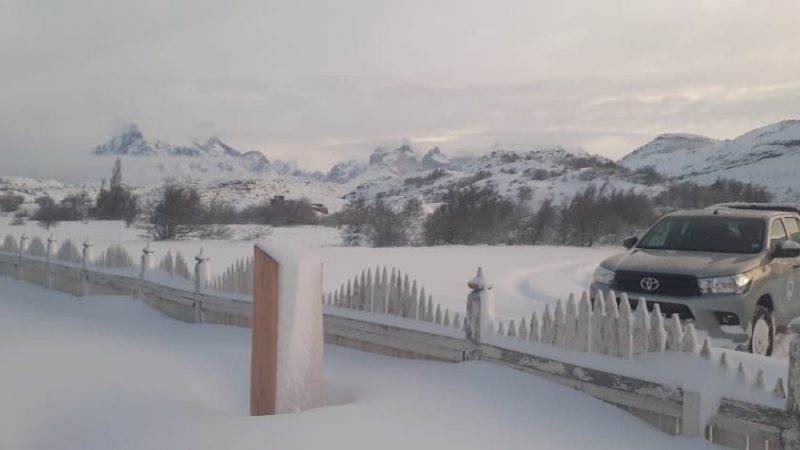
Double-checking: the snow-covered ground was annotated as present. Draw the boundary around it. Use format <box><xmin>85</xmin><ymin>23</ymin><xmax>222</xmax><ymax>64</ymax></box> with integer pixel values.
<box><xmin>0</xmin><ymin>277</ymin><xmax>719</xmax><ymax>450</ymax></box>
<box><xmin>0</xmin><ymin>216</ymin><xmax>617</xmax><ymax>321</ymax></box>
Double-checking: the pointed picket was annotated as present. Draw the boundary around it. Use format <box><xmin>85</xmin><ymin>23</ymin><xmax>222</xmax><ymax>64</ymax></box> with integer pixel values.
<box><xmin>498</xmin><ymin>321</ymin><xmax>506</xmax><ymax>336</ymax></box>
<box><xmin>529</xmin><ymin>312</ymin><xmax>540</xmax><ymax>343</ymax></box>
<box><xmin>425</xmin><ymin>296</ymin><xmax>434</xmax><ymax>322</ymax></box>
<box><xmin>666</xmin><ymin>314</ymin><xmax>684</xmax><ymax>351</ymax></box>
<box><xmin>632</xmin><ymin>298</ymin><xmax>650</xmax><ymax>355</ymax></box>
<box><xmin>720</xmin><ymin>352</ymin><xmax>730</xmax><ymax>369</ymax></box>
<box><xmin>541</xmin><ymin>304</ymin><xmax>554</xmax><ymax>345</ymax></box>
<box><xmin>434</xmin><ymin>304</ymin><xmax>442</xmax><ymax>325</ymax></box>
<box><xmin>554</xmin><ymin>299</ymin><xmax>566</xmax><ymax>348</ymax></box>
<box><xmin>603</xmin><ymin>290</ymin><xmax>619</xmax><ymax>356</ymax></box>
<box><xmin>443</xmin><ymin>309</ymin><xmax>451</xmax><ymax>327</ymax></box>
<box><xmin>409</xmin><ymin>281</ymin><xmax>419</xmax><ymax>320</ymax></box>
<box><xmin>682</xmin><ymin>324</ymin><xmax>698</xmax><ymax>354</ymax></box>
<box><xmin>365</xmin><ymin>268</ymin><xmax>374</xmax><ymax>312</ymax></box>
<box><xmin>508</xmin><ymin>319</ymin><xmax>517</xmax><ymax>338</ymax></box>
<box><xmin>774</xmin><ymin>378</ymin><xmax>787</xmax><ymax>399</ymax></box>
<box><xmin>453</xmin><ymin>313</ymin><xmax>462</xmax><ymax>329</ymax></box>
<box><xmin>577</xmin><ymin>293</ymin><xmax>592</xmax><ymax>352</ymax></box>
<box><xmin>519</xmin><ymin>317</ymin><xmax>529</xmax><ymax>341</ymax></box>
<box><xmin>755</xmin><ymin>370</ymin><xmax>766</xmax><ymax>390</ymax></box>
<box><xmin>591</xmin><ymin>291</ymin><xmax>606</xmax><ymax>354</ymax></box>
<box><xmin>617</xmin><ymin>293</ymin><xmax>633</xmax><ymax>358</ymax></box>
<box><xmin>417</xmin><ymin>289</ymin><xmax>426</xmax><ymax>322</ymax></box>
<box><xmin>565</xmin><ymin>294</ymin><xmax>577</xmax><ymax>350</ymax></box>
<box><xmin>649</xmin><ymin>304</ymin><xmax>666</xmax><ymax>352</ymax></box>
<box><xmin>700</xmin><ymin>338</ymin><xmax>712</xmax><ymax>359</ymax></box>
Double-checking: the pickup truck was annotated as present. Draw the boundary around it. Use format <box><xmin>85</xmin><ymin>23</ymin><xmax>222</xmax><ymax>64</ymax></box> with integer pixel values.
<box><xmin>591</xmin><ymin>203</ymin><xmax>800</xmax><ymax>356</ymax></box>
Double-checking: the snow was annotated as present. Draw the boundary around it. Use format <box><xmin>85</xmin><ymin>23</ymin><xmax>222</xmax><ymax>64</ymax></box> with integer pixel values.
<box><xmin>256</xmin><ymin>242</ymin><xmax>325</xmax><ymax>413</ymax></box>
<box><xmin>0</xmin><ymin>277</ymin><xmax>720</xmax><ymax>450</ymax></box>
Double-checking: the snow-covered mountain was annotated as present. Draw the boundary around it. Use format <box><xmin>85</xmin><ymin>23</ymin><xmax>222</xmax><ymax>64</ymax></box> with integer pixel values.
<box><xmin>620</xmin><ymin>120</ymin><xmax>800</xmax><ymax>199</ymax></box>
<box><xmin>5</xmin><ymin>119</ymin><xmax>800</xmax><ymax>218</ymax></box>
<box><xmin>344</xmin><ymin>144</ymin><xmax>655</xmax><ymax>209</ymax></box>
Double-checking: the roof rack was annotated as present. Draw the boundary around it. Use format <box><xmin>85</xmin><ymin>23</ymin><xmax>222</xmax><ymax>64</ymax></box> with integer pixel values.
<box><xmin>708</xmin><ymin>202</ymin><xmax>800</xmax><ymax>215</ymax></box>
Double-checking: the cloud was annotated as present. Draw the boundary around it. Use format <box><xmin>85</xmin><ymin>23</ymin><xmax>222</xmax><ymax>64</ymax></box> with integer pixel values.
<box><xmin>0</xmin><ymin>0</ymin><xmax>798</xmax><ymax>180</ymax></box>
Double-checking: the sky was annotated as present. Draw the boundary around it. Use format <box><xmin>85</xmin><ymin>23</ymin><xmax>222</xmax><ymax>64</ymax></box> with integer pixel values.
<box><xmin>1</xmin><ymin>0</ymin><xmax>799</xmax><ymax>179</ymax></box>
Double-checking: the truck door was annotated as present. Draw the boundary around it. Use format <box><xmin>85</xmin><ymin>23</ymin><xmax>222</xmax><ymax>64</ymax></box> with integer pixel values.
<box><xmin>767</xmin><ymin>219</ymin><xmax>792</xmax><ymax>322</ymax></box>
<box><xmin>781</xmin><ymin>217</ymin><xmax>800</xmax><ymax>318</ymax></box>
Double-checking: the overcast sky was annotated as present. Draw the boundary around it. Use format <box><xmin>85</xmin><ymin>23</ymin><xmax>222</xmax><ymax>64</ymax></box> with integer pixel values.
<box><xmin>2</xmin><ymin>0</ymin><xmax>799</xmax><ymax>178</ymax></box>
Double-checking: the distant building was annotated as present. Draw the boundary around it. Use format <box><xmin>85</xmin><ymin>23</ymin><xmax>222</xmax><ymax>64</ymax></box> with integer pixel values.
<box><xmin>311</xmin><ymin>203</ymin><xmax>329</xmax><ymax>215</ymax></box>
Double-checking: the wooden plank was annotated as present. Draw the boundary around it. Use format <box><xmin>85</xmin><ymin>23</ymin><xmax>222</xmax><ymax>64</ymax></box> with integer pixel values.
<box><xmin>250</xmin><ymin>247</ymin><xmax>279</xmax><ymax>416</ymax></box>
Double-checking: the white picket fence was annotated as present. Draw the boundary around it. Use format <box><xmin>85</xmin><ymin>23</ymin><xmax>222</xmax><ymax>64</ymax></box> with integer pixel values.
<box><xmin>492</xmin><ymin>288</ymin><xmax>787</xmax><ymax>400</ymax></box>
<box><xmin>209</xmin><ymin>256</ymin><xmax>253</xmax><ymax>295</ymax></box>
<box><xmin>324</xmin><ymin>267</ymin><xmax>462</xmax><ymax>329</ymax></box>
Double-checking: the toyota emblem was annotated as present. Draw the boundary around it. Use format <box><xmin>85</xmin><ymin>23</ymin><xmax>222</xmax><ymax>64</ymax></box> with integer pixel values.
<box><xmin>640</xmin><ymin>277</ymin><xmax>660</xmax><ymax>291</ymax></box>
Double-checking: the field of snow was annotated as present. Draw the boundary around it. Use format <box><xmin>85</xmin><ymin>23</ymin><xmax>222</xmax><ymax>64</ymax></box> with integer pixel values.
<box><xmin>0</xmin><ymin>277</ymin><xmax>719</xmax><ymax>450</ymax></box>
<box><xmin>0</xmin><ymin>216</ymin><xmax>618</xmax><ymax>321</ymax></box>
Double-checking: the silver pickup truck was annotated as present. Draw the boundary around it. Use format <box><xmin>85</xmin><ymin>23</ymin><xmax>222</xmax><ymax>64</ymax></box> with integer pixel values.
<box><xmin>591</xmin><ymin>203</ymin><xmax>800</xmax><ymax>356</ymax></box>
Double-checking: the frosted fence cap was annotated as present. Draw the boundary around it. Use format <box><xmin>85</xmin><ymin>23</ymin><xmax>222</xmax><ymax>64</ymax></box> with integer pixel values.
<box><xmin>256</xmin><ymin>241</ymin><xmax>322</xmax><ymax>267</ymax></box>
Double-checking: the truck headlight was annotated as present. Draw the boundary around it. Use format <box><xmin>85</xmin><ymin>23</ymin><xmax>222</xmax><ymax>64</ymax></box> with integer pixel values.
<box><xmin>698</xmin><ymin>273</ymin><xmax>752</xmax><ymax>294</ymax></box>
<box><xmin>593</xmin><ymin>266</ymin><xmax>615</xmax><ymax>285</ymax></box>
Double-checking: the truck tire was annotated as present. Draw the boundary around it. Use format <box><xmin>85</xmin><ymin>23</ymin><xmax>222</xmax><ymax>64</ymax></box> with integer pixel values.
<box><xmin>748</xmin><ymin>305</ymin><xmax>774</xmax><ymax>357</ymax></box>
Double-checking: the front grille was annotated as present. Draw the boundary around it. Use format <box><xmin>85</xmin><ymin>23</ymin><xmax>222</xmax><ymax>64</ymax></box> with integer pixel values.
<box><xmin>613</xmin><ymin>270</ymin><xmax>701</xmax><ymax>297</ymax></box>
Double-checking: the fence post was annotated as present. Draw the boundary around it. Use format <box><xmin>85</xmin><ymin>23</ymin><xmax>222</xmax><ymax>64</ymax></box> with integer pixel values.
<box><xmin>46</xmin><ymin>234</ymin><xmax>56</xmax><ymax>288</ymax></box>
<box><xmin>682</xmin><ymin>390</ymin><xmax>701</xmax><ymax>437</ymax></box>
<box><xmin>140</xmin><ymin>242</ymin><xmax>154</xmax><ymax>280</ymax></box>
<box><xmin>81</xmin><ymin>239</ymin><xmax>92</xmax><ymax>296</ymax></box>
<box><xmin>193</xmin><ymin>248</ymin><xmax>210</xmax><ymax>323</ymax></box>
<box><xmin>17</xmin><ymin>233</ymin><xmax>28</xmax><ymax>279</ymax></box>
<box><xmin>465</xmin><ymin>267</ymin><xmax>493</xmax><ymax>361</ymax></box>
<box><xmin>788</xmin><ymin>322</ymin><xmax>800</xmax><ymax>415</ymax></box>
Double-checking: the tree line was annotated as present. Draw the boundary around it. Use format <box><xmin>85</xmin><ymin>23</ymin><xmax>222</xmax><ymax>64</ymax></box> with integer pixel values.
<box><xmin>5</xmin><ymin>158</ymin><xmax>321</xmax><ymax>238</ymax></box>
<box><xmin>335</xmin><ymin>177</ymin><xmax>772</xmax><ymax>247</ymax></box>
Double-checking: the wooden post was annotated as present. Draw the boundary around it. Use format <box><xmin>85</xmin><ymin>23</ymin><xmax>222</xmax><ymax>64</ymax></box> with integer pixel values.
<box><xmin>251</xmin><ymin>247</ymin><xmax>280</xmax><ymax>416</ymax></box>
<box><xmin>465</xmin><ymin>267</ymin><xmax>490</xmax><ymax>361</ymax></box>
<box><xmin>250</xmin><ymin>243</ymin><xmax>324</xmax><ymax>416</ymax></box>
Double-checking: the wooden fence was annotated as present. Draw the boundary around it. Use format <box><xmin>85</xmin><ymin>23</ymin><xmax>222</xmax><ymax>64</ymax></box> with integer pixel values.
<box><xmin>1</xmin><ymin>231</ymin><xmax>799</xmax><ymax>449</ymax></box>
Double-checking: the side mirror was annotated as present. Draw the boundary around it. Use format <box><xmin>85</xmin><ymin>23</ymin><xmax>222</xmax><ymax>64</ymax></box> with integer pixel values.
<box><xmin>623</xmin><ymin>236</ymin><xmax>638</xmax><ymax>249</ymax></box>
<box><xmin>774</xmin><ymin>240</ymin><xmax>800</xmax><ymax>258</ymax></box>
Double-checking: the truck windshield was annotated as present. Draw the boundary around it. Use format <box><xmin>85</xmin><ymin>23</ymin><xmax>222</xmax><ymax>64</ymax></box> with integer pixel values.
<box><xmin>638</xmin><ymin>217</ymin><xmax>765</xmax><ymax>254</ymax></box>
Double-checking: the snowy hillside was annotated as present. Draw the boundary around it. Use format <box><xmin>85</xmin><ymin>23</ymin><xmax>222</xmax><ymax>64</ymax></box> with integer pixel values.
<box><xmin>620</xmin><ymin>120</ymin><xmax>800</xmax><ymax>199</ymax></box>
<box><xmin>345</xmin><ymin>145</ymin><xmax>659</xmax><ymax>209</ymax></box>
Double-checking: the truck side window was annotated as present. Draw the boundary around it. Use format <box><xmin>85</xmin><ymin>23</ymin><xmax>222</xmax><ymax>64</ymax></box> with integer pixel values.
<box><xmin>770</xmin><ymin>219</ymin><xmax>788</xmax><ymax>251</ymax></box>
<box><xmin>783</xmin><ymin>218</ymin><xmax>800</xmax><ymax>244</ymax></box>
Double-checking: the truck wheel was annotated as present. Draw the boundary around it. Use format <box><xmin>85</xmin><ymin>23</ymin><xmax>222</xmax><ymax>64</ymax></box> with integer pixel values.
<box><xmin>748</xmin><ymin>305</ymin><xmax>774</xmax><ymax>357</ymax></box>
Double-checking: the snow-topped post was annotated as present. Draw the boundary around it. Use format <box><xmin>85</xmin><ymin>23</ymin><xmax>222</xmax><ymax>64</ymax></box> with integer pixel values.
<box><xmin>46</xmin><ymin>234</ymin><xmax>56</xmax><ymax>288</ymax></box>
<box><xmin>81</xmin><ymin>239</ymin><xmax>93</xmax><ymax>296</ymax></box>
<box><xmin>250</xmin><ymin>243</ymin><xmax>324</xmax><ymax>416</ymax></box>
<box><xmin>787</xmin><ymin>321</ymin><xmax>800</xmax><ymax>414</ymax></box>
<box><xmin>465</xmin><ymin>267</ymin><xmax>495</xmax><ymax>361</ymax></box>
<box><xmin>194</xmin><ymin>248</ymin><xmax>209</xmax><ymax>294</ymax></box>
<box><xmin>140</xmin><ymin>242</ymin><xmax>154</xmax><ymax>280</ymax></box>
<box><xmin>82</xmin><ymin>239</ymin><xmax>93</xmax><ymax>271</ymax></box>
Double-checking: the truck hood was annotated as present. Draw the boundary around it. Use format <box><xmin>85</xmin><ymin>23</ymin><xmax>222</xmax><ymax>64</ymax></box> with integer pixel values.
<box><xmin>601</xmin><ymin>249</ymin><xmax>764</xmax><ymax>277</ymax></box>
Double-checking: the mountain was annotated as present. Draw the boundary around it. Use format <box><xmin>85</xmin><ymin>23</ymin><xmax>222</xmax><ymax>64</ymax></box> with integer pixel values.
<box><xmin>619</xmin><ymin>120</ymin><xmax>800</xmax><ymax>198</ymax></box>
<box><xmin>344</xmin><ymin>144</ymin><xmax>654</xmax><ymax>210</ymax></box>
<box><xmin>421</xmin><ymin>147</ymin><xmax>450</xmax><ymax>169</ymax></box>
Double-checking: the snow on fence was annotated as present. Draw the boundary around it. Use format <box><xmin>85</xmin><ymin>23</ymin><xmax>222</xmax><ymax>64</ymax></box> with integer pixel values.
<box><xmin>494</xmin><ymin>290</ymin><xmax>697</xmax><ymax>357</ymax></box>
<box><xmin>209</xmin><ymin>256</ymin><xmax>253</xmax><ymax>295</ymax></box>
<box><xmin>323</xmin><ymin>267</ymin><xmax>463</xmax><ymax>330</ymax></box>
<box><xmin>95</xmin><ymin>244</ymin><xmax>137</xmax><ymax>269</ymax></box>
